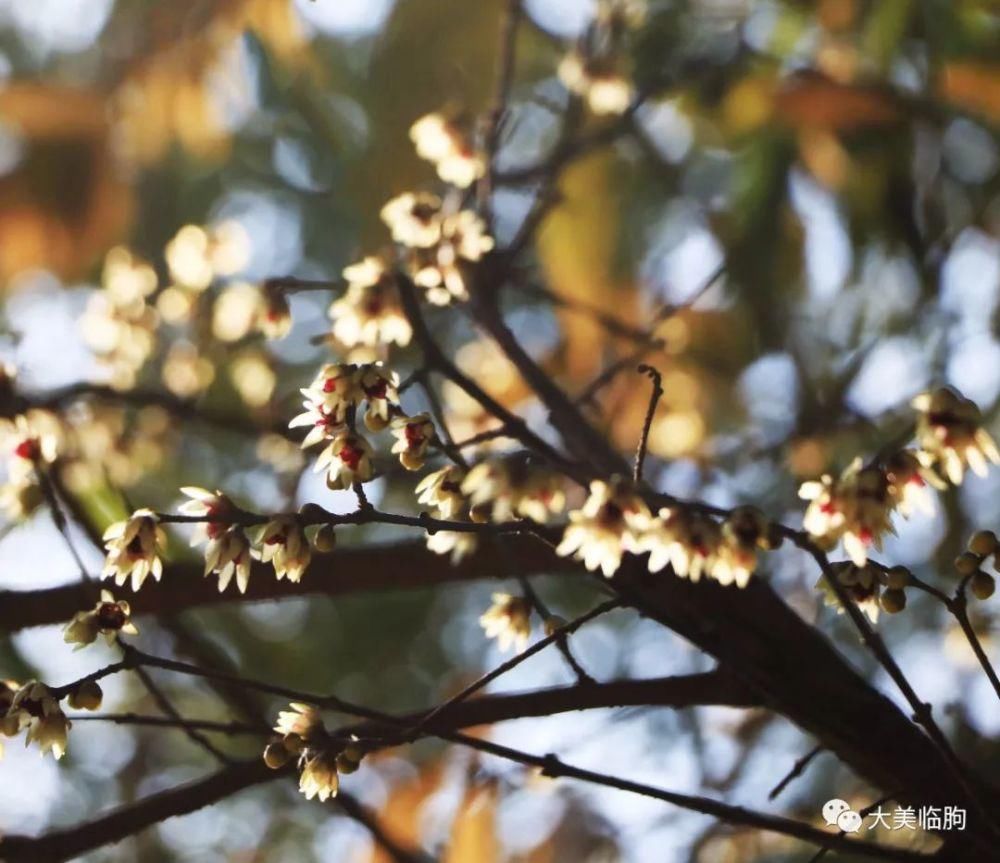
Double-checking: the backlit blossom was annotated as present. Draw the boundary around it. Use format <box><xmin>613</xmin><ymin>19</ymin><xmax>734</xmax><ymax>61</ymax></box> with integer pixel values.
<box><xmin>416</xmin><ymin>465</ymin><xmax>468</xmax><ymax>519</ymax></box>
<box><xmin>8</xmin><ymin>682</ymin><xmax>70</xmax><ymax>760</ymax></box>
<box><xmin>102</xmin><ymin>509</ymin><xmax>166</xmax><ymax>591</ymax></box>
<box><xmin>557</xmin><ymin>479</ymin><xmax>650</xmax><ymax>576</ymax></box>
<box><xmin>413</xmin><ymin>210</ymin><xmax>495</xmax><ymax>305</ymax></box>
<box><xmin>299</xmin><ymin>750</ymin><xmax>340</xmax><ymax>801</ymax></box>
<box><xmin>254</xmin><ymin>517</ymin><xmax>311</xmax><ymax>583</ymax></box>
<box><xmin>179</xmin><ymin>487</ymin><xmax>238</xmax><ymax>548</ymax></box>
<box><xmin>409</xmin><ymin>112</ymin><xmax>485</xmax><ymax>189</ymax></box>
<box><xmin>357</xmin><ymin>364</ymin><xmax>400</xmax><ymax>432</ymax></box>
<box><xmin>63</xmin><ymin>590</ymin><xmax>138</xmax><ymax>648</ymax></box>
<box><xmin>274</xmin><ymin>702</ymin><xmax>326</xmax><ymax>747</ymax></box>
<box><xmin>883</xmin><ymin>449</ymin><xmax>942</xmax><ymax>517</ymax></box>
<box><xmin>817</xmin><ymin>562</ymin><xmax>886</xmax><ymax>623</ymax></box>
<box><xmin>461</xmin><ymin>457</ymin><xmax>565</xmax><ymax>523</ymax></box>
<box><xmin>305</xmin><ymin>363</ymin><xmax>364</xmax><ymax>424</ymax></box>
<box><xmin>329</xmin><ymin>257</ymin><xmax>412</xmax><ymax>348</ymax></box>
<box><xmin>480</xmin><ymin>593</ymin><xmax>532</xmax><ymax>652</ymax></box>
<box><xmin>165</xmin><ymin>221</ymin><xmax>249</xmax><ymax>290</ymax></box>
<box><xmin>205</xmin><ymin>527</ymin><xmax>253</xmax><ymax>593</ymax></box>
<box><xmin>799</xmin><ymin>459</ymin><xmax>896</xmax><ymax>567</ymax></box>
<box><xmin>315</xmin><ymin>431</ymin><xmax>375</xmax><ymax>489</ymax></box>
<box><xmin>390</xmin><ymin>413</ymin><xmax>436</xmax><ymax>471</ymax></box>
<box><xmin>1</xmin><ymin>413</ymin><xmax>60</xmax><ymax>481</ymax></box>
<box><xmin>0</xmin><ymin>478</ymin><xmax>44</xmax><ymax>521</ymax></box>
<box><xmin>558</xmin><ymin>51</ymin><xmax>633</xmax><ymax>115</ymax></box>
<box><xmin>912</xmin><ymin>387</ymin><xmax>1000</xmax><ymax>485</ymax></box>
<box><xmin>256</xmin><ymin>287</ymin><xmax>292</xmax><ymax>340</ymax></box>
<box><xmin>426</xmin><ymin>524</ymin><xmax>478</xmax><ymax>563</ymax></box>
<box><xmin>380</xmin><ymin>192</ymin><xmax>443</xmax><ymax>248</ymax></box>
<box><xmin>638</xmin><ymin>509</ymin><xmax>721</xmax><ymax>583</ymax></box>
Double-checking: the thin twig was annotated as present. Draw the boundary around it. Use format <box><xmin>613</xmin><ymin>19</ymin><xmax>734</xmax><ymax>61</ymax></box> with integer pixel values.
<box><xmin>767</xmin><ymin>744</ymin><xmax>823</xmax><ymax>801</ymax></box>
<box><xmin>633</xmin><ymin>364</ymin><xmax>663</xmax><ymax>482</ymax></box>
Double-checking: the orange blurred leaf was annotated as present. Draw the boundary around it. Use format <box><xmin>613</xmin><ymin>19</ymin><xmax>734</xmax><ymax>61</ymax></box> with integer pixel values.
<box><xmin>940</xmin><ymin>62</ymin><xmax>1000</xmax><ymax>122</ymax></box>
<box><xmin>443</xmin><ymin>783</ymin><xmax>499</xmax><ymax>863</ymax></box>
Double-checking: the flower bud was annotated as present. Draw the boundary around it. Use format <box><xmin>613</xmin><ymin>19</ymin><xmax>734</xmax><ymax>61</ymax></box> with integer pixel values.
<box><xmin>68</xmin><ymin>680</ymin><xmax>103</xmax><ymax>711</ymax></box>
<box><xmin>971</xmin><ymin>572</ymin><xmax>996</xmax><ymax>601</ymax></box>
<box><xmin>470</xmin><ymin>503</ymin><xmax>491</xmax><ymax>524</ymax></box>
<box><xmin>336</xmin><ymin>751</ymin><xmax>362</xmax><ymax>774</ymax></box>
<box><xmin>880</xmin><ymin>589</ymin><xmax>907</xmax><ymax>614</ymax></box>
<box><xmin>283</xmin><ymin>732</ymin><xmax>305</xmax><ymax>753</ymax></box>
<box><xmin>954</xmin><ymin>552</ymin><xmax>981</xmax><ymax>576</ymax></box>
<box><xmin>263</xmin><ymin>741</ymin><xmax>291</xmax><ymax>769</ymax></box>
<box><xmin>885</xmin><ymin>566</ymin><xmax>911</xmax><ymax>590</ymax></box>
<box><xmin>543</xmin><ymin>615</ymin><xmax>567</xmax><ymax>637</ymax></box>
<box><xmin>312</xmin><ymin>524</ymin><xmax>337</xmax><ymax>553</ymax></box>
<box><xmin>968</xmin><ymin>530</ymin><xmax>998</xmax><ymax>558</ymax></box>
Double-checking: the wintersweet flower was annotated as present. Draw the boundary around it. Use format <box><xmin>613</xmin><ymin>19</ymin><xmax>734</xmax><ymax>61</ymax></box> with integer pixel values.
<box><xmin>799</xmin><ymin>459</ymin><xmax>896</xmax><ymax>567</ymax></box>
<box><xmin>883</xmin><ymin>449</ymin><xmax>942</xmax><ymax>517</ymax></box>
<box><xmin>288</xmin><ymin>398</ymin><xmax>348</xmax><ymax>450</ymax></box>
<box><xmin>329</xmin><ymin>257</ymin><xmax>412</xmax><ymax>348</ymax></box>
<box><xmin>557</xmin><ymin>478</ymin><xmax>650</xmax><ymax>576</ymax></box>
<box><xmin>380</xmin><ymin>192</ymin><xmax>443</xmax><ymax>248</ymax></box>
<box><xmin>390</xmin><ymin>413</ymin><xmax>436</xmax><ymax>471</ymax></box>
<box><xmin>1</xmin><ymin>413</ymin><xmax>60</xmax><ymax>481</ymax></box>
<box><xmin>639</xmin><ymin>508</ymin><xmax>722</xmax><ymax>583</ymax></box>
<box><xmin>315</xmin><ymin>431</ymin><xmax>375</xmax><ymax>489</ymax></box>
<box><xmin>102</xmin><ymin>508</ymin><xmax>166</xmax><ymax>591</ymax></box>
<box><xmin>305</xmin><ymin>363</ymin><xmax>363</xmax><ymax>423</ymax></box>
<box><xmin>274</xmin><ymin>702</ymin><xmax>326</xmax><ymax>747</ymax></box>
<box><xmin>409</xmin><ymin>113</ymin><xmax>485</xmax><ymax>189</ymax></box>
<box><xmin>461</xmin><ymin>457</ymin><xmax>565</xmax><ymax>523</ymax></box>
<box><xmin>479</xmin><ymin>593</ymin><xmax>532</xmax><ymax>652</ymax></box>
<box><xmin>426</xmin><ymin>523</ymin><xmax>478</xmax><ymax>563</ymax></box>
<box><xmin>253</xmin><ymin>517</ymin><xmax>311</xmax><ymax>583</ymax></box>
<box><xmin>8</xmin><ymin>682</ymin><xmax>70</xmax><ymax>760</ymax></box>
<box><xmin>63</xmin><ymin>590</ymin><xmax>138</xmax><ymax>648</ymax></box>
<box><xmin>256</xmin><ymin>288</ymin><xmax>292</xmax><ymax>340</ymax></box>
<box><xmin>178</xmin><ymin>487</ymin><xmax>238</xmax><ymax>548</ymax></box>
<box><xmin>413</xmin><ymin>211</ymin><xmax>495</xmax><ymax>305</ymax></box>
<box><xmin>357</xmin><ymin>364</ymin><xmax>400</xmax><ymax>432</ymax></box>
<box><xmin>912</xmin><ymin>387</ymin><xmax>1000</xmax><ymax>485</ymax></box>
<box><xmin>204</xmin><ymin>527</ymin><xmax>253</xmax><ymax>593</ymax></box>
<box><xmin>299</xmin><ymin>750</ymin><xmax>340</xmax><ymax>801</ymax></box>
<box><xmin>415</xmin><ymin>465</ymin><xmax>468</xmax><ymax>519</ymax></box>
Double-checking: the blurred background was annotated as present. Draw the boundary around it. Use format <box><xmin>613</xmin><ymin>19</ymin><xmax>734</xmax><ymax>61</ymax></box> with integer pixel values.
<box><xmin>0</xmin><ymin>0</ymin><xmax>998</xmax><ymax>860</ymax></box>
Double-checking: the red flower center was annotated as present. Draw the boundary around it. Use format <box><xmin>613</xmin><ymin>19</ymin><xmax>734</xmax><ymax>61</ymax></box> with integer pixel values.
<box><xmin>14</xmin><ymin>439</ymin><xmax>39</xmax><ymax>460</ymax></box>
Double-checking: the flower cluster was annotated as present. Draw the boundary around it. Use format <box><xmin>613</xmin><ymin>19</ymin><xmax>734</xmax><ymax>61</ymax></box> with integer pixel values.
<box><xmin>800</xmin><ymin>388</ymin><xmax>998</xmax><ymax>566</ymax></box>
<box><xmin>329</xmin><ymin>257</ymin><xmax>413</xmax><ymax>350</ymax></box>
<box><xmin>817</xmin><ymin>562</ymin><xmax>912</xmax><ymax>622</ymax></box>
<box><xmin>80</xmin><ymin>247</ymin><xmax>160</xmax><ymax>390</ymax></box>
<box><xmin>558</xmin><ymin>0</ymin><xmax>645</xmax><ymax>115</ymax></box>
<box><xmin>381</xmin><ymin>193</ymin><xmax>495</xmax><ymax>305</ymax></box>
<box><xmin>264</xmin><ymin>703</ymin><xmax>366</xmax><ymax>803</ymax></box>
<box><xmin>290</xmin><ymin>362</ymin><xmax>433</xmax><ymax>486</ymax></box>
<box><xmin>1</xmin><ymin>681</ymin><xmax>79</xmax><ymax>760</ymax></box>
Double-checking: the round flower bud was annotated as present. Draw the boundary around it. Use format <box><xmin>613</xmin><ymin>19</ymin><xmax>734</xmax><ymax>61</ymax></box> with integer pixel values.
<box><xmin>68</xmin><ymin>680</ymin><xmax>103</xmax><ymax>711</ymax></box>
<box><xmin>971</xmin><ymin>572</ymin><xmax>996</xmax><ymax>601</ymax></box>
<box><xmin>400</xmin><ymin>451</ymin><xmax>425</xmax><ymax>471</ymax></box>
<box><xmin>2</xmin><ymin>713</ymin><xmax>20</xmax><ymax>736</ymax></box>
<box><xmin>765</xmin><ymin>523</ymin><xmax>785</xmax><ymax>551</ymax></box>
<box><xmin>968</xmin><ymin>530</ymin><xmax>998</xmax><ymax>558</ymax></box>
<box><xmin>299</xmin><ymin>502</ymin><xmax>327</xmax><ymax>521</ymax></box>
<box><xmin>263</xmin><ymin>741</ymin><xmax>291</xmax><ymax>769</ymax></box>
<box><xmin>470</xmin><ymin>504</ymin><xmax>491</xmax><ymax>524</ymax></box>
<box><xmin>954</xmin><ymin>552</ymin><xmax>981</xmax><ymax>576</ymax></box>
<box><xmin>312</xmin><ymin>524</ymin><xmax>337</xmax><ymax>553</ymax></box>
<box><xmin>282</xmin><ymin>732</ymin><xmax>305</xmax><ymax>753</ymax></box>
<box><xmin>543</xmin><ymin>615</ymin><xmax>567</xmax><ymax>637</ymax></box>
<box><xmin>885</xmin><ymin>566</ymin><xmax>911</xmax><ymax>590</ymax></box>
<box><xmin>336</xmin><ymin>751</ymin><xmax>362</xmax><ymax>774</ymax></box>
<box><xmin>880</xmin><ymin>589</ymin><xmax>907</xmax><ymax>614</ymax></box>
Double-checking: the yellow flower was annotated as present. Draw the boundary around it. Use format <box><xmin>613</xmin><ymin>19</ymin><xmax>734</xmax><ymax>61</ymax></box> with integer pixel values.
<box><xmin>357</xmin><ymin>364</ymin><xmax>400</xmax><ymax>432</ymax></box>
<box><xmin>274</xmin><ymin>702</ymin><xmax>326</xmax><ymax>746</ymax></box>
<box><xmin>557</xmin><ymin>479</ymin><xmax>650</xmax><ymax>577</ymax></box>
<box><xmin>479</xmin><ymin>593</ymin><xmax>532</xmax><ymax>652</ymax></box>
<box><xmin>409</xmin><ymin>113</ymin><xmax>485</xmax><ymax>189</ymax></box>
<box><xmin>253</xmin><ymin>517</ymin><xmax>311</xmax><ymax>583</ymax></box>
<box><xmin>315</xmin><ymin>432</ymin><xmax>375</xmax><ymax>490</ymax></box>
<box><xmin>412</xmin><ymin>210</ymin><xmax>495</xmax><ymax>305</ymax></box>
<box><xmin>329</xmin><ymin>257</ymin><xmax>412</xmax><ymax>348</ymax></box>
<box><xmin>390</xmin><ymin>413</ymin><xmax>436</xmax><ymax>471</ymax></box>
<box><xmin>380</xmin><ymin>192</ymin><xmax>443</xmax><ymax>248</ymax></box>
<box><xmin>912</xmin><ymin>387</ymin><xmax>1000</xmax><ymax>485</ymax></box>
<box><xmin>8</xmin><ymin>682</ymin><xmax>70</xmax><ymax>760</ymax></box>
<box><xmin>558</xmin><ymin>51</ymin><xmax>634</xmax><ymax>116</ymax></box>
<box><xmin>426</xmin><ymin>525</ymin><xmax>478</xmax><ymax>563</ymax></box>
<box><xmin>63</xmin><ymin>590</ymin><xmax>138</xmax><ymax>649</ymax></box>
<box><xmin>178</xmin><ymin>487</ymin><xmax>238</xmax><ymax>548</ymax></box>
<box><xmin>299</xmin><ymin>750</ymin><xmax>340</xmax><ymax>802</ymax></box>
<box><xmin>102</xmin><ymin>509</ymin><xmax>166</xmax><ymax>591</ymax></box>
<box><xmin>817</xmin><ymin>562</ymin><xmax>886</xmax><ymax>623</ymax></box>
<box><xmin>416</xmin><ymin>465</ymin><xmax>468</xmax><ymax>519</ymax></box>
<box><xmin>461</xmin><ymin>457</ymin><xmax>565</xmax><ymax>523</ymax></box>
<box><xmin>204</xmin><ymin>527</ymin><xmax>253</xmax><ymax>594</ymax></box>
<box><xmin>256</xmin><ymin>287</ymin><xmax>292</xmax><ymax>340</ymax></box>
